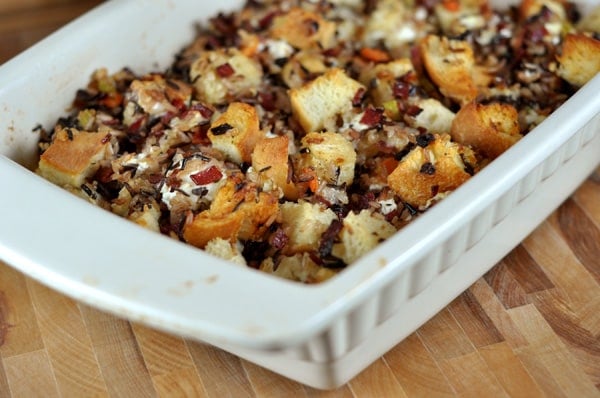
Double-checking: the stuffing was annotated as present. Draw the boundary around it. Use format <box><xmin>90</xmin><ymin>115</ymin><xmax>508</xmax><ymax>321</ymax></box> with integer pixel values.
<box><xmin>38</xmin><ymin>128</ymin><xmax>112</xmax><ymax>188</ymax></box>
<box><xmin>270</xmin><ymin>7</ymin><xmax>336</xmax><ymax>50</ymax></box>
<box><xmin>189</xmin><ymin>48</ymin><xmax>263</xmax><ymax>104</ymax></box>
<box><xmin>279</xmin><ymin>200</ymin><xmax>337</xmax><ymax>254</ymax></box>
<box><xmin>128</xmin><ymin>200</ymin><xmax>161</xmax><ymax>232</ymax></box>
<box><xmin>124</xmin><ymin>76</ymin><xmax>191</xmax><ymax>122</ymax></box>
<box><xmin>280</xmin><ymin>51</ymin><xmax>328</xmax><ymax>89</ymax></box>
<box><xmin>35</xmin><ymin>0</ymin><xmax>592</xmax><ymax>283</ymax></box>
<box><xmin>577</xmin><ymin>5</ymin><xmax>600</xmax><ymax>33</ymax></box>
<box><xmin>297</xmin><ymin>132</ymin><xmax>357</xmax><ymax>187</ymax></box>
<box><xmin>183</xmin><ymin>174</ymin><xmax>279</xmax><ymax>248</ymax></box>
<box><xmin>205</xmin><ymin>238</ymin><xmax>247</xmax><ymax>266</ymax></box>
<box><xmin>408</xmin><ymin>98</ymin><xmax>456</xmax><ymax>135</ymax></box>
<box><xmin>387</xmin><ymin>134</ymin><xmax>477</xmax><ymax>208</ymax></box>
<box><xmin>419</xmin><ymin>35</ymin><xmax>478</xmax><ymax>105</ymax></box>
<box><xmin>208</xmin><ymin>102</ymin><xmax>263</xmax><ymax>164</ymax></box>
<box><xmin>331</xmin><ymin>210</ymin><xmax>397</xmax><ymax>265</ymax></box>
<box><xmin>359</xmin><ymin>58</ymin><xmax>416</xmax><ymax>107</ymax></box>
<box><xmin>259</xmin><ymin>253</ymin><xmax>337</xmax><ymax>283</ymax></box>
<box><xmin>362</xmin><ymin>0</ymin><xmax>424</xmax><ymax>50</ymax></box>
<box><xmin>434</xmin><ymin>0</ymin><xmax>490</xmax><ymax>35</ymax></box>
<box><xmin>289</xmin><ymin>68</ymin><xmax>365</xmax><ymax>133</ymax></box>
<box><xmin>451</xmin><ymin>102</ymin><xmax>522</xmax><ymax>159</ymax></box>
<box><xmin>556</xmin><ymin>33</ymin><xmax>600</xmax><ymax>88</ymax></box>
<box><xmin>251</xmin><ymin>135</ymin><xmax>299</xmax><ymax>200</ymax></box>
<box><xmin>518</xmin><ymin>0</ymin><xmax>567</xmax><ymax>21</ymax></box>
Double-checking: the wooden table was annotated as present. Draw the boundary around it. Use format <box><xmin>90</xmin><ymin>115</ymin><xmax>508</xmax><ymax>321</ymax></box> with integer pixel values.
<box><xmin>1</xmin><ymin>3</ymin><xmax>600</xmax><ymax>397</ymax></box>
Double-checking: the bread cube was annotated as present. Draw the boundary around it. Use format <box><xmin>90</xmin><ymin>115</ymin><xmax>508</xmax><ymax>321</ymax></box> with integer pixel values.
<box><xmin>299</xmin><ymin>132</ymin><xmax>356</xmax><ymax>187</ymax></box>
<box><xmin>363</xmin><ymin>0</ymin><xmax>420</xmax><ymax>49</ymax></box>
<box><xmin>409</xmin><ymin>98</ymin><xmax>456</xmax><ymax>134</ymax></box>
<box><xmin>128</xmin><ymin>201</ymin><xmax>161</xmax><ymax>232</ymax></box>
<box><xmin>434</xmin><ymin>0</ymin><xmax>489</xmax><ymax>35</ymax></box>
<box><xmin>251</xmin><ymin>135</ymin><xmax>299</xmax><ymax>200</ymax></box>
<box><xmin>259</xmin><ymin>253</ymin><xmax>336</xmax><ymax>283</ymax></box>
<box><xmin>279</xmin><ymin>200</ymin><xmax>337</xmax><ymax>253</ymax></box>
<box><xmin>359</xmin><ymin>58</ymin><xmax>415</xmax><ymax>107</ymax></box>
<box><xmin>420</xmin><ymin>35</ymin><xmax>478</xmax><ymax>105</ymax></box>
<box><xmin>205</xmin><ymin>238</ymin><xmax>247</xmax><ymax>266</ymax></box>
<box><xmin>183</xmin><ymin>175</ymin><xmax>279</xmax><ymax>248</ymax></box>
<box><xmin>451</xmin><ymin>102</ymin><xmax>522</xmax><ymax>159</ymax></box>
<box><xmin>331</xmin><ymin>210</ymin><xmax>397</xmax><ymax>265</ymax></box>
<box><xmin>208</xmin><ymin>102</ymin><xmax>263</xmax><ymax>164</ymax></box>
<box><xmin>577</xmin><ymin>5</ymin><xmax>600</xmax><ymax>34</ymax></box>
<box><xmin>387</xmin><ymin>134</ymin><xmax>476</xmax><ymax>208</ymax></box>
<box><xmin>190</xmin><ymin>48</ymin><xmax>263</xmax><ymax>105</ymax></box>
<box><xmin>557</xmin><ymin>33</ymin><xmax>600</xmax><ymax>88</ymax></box>
<box><xmin>38</xmin><ymin>128</ymin><xmax>112</xmax><ymax>188</ymax></box>
<box><xmin>289</xmin><ymin>68</ymin><xmax>365</xmax><ymax>133</ymax></box>
<box><xmin>519</xmin><ymin>0</ymin><xmax>566</xmax><ymax>20</ymax></box>
<box><xmin>270</xmin><ymin>7</ymin><xmax>336</xmax><ymax>50</ymax></box>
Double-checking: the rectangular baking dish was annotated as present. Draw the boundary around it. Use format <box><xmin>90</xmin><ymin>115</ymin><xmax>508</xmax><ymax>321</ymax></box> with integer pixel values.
<box><xmin>0</xmin><ymin>0</ymin><xmax>598</xmax><ymax>389</ymax></box>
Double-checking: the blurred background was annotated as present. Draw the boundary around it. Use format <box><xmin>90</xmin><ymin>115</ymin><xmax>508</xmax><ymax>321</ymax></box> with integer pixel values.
<box><xmin>0</xmin><ymin>0</ymin><xmax>103</xmax><ymax>63</ymax></box>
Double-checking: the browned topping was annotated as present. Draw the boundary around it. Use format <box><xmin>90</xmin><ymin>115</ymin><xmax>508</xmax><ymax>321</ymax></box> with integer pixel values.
<box><xmin>35</xmin><ymin>0</ymin><xmax>594</xmax><ymax>283</ymax></box>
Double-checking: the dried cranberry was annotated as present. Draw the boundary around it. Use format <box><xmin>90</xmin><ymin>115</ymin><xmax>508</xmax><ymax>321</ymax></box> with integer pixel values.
<box><xmin>211</xmin><ymin>123</ymin><xmax>233</xmax><ymax>135</ymax></box>
<box><xmin>190</xmin><ymin>166</ymin><xmax>223</xmax><ymax>185</ymax></box>
<box><xmin>318</xmin><ymin>219</ymin><xmax>343</xmax><ymax>258</ymax></box>
<box><xmin>360</xmin><ymin>107</ymin><xmax>384</xmax><ymax>127</ymax></box>
<box><xmin>216</xmin><ymin>63</ymin><xmax>235</xmax><ymax>78</ymax></box>
<box><xmin>269</xmin><ymin>227</ymin><xmax>289</xmax><ymax>250</ymax></box>
<box><xmin>352</xmin><ymin>88</ymin><xmax>366</xmax><ymax>107</ymax></box>
<box><xmin>416</xmin><ymin>133</ymin><xmax>435</xmax><ymax>147</ymax></box>
<box><xmin>420</xmin><ymin>162</ymin><xmax>436</xmax><ymax>175</ymax></box>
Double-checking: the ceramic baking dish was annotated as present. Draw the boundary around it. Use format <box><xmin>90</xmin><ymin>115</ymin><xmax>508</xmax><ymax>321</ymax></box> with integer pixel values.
<box><xmin>0</xmin><ymin>0</ymin><xmax>599</xmax><ymax>389</ymax></box>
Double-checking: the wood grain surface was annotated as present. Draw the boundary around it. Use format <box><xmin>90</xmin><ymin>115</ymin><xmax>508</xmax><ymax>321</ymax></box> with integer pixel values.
<box><xmin>1</xmin><ymin>3</ymin><xmax>600</xmax><ymax>397</ymax></box>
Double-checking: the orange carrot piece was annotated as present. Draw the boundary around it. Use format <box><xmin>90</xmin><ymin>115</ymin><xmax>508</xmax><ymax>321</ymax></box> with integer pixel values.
<box><xmin>360</xmin><ymin>47</ymin><xmax>391</xmax><ymax>63</ymax></box>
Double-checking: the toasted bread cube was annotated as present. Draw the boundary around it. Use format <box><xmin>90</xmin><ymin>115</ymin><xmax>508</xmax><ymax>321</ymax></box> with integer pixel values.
<box><xmin>183</xmin><ymin>175</ymin><xmax>279</xmax><ymax>248</ymax></box>
<box><xmin>331</xmin><ymin>210</ymin><xmax>397</xmax><ymax>265</ymax></box>
<box><xmin>519</xmin><ymin>0</ymin><xmax>566</xmax><ymax>20</ymax></box>
<box><xmin>420</xmin><ymin>35</ymin><xmax>478</xmax><ymax>105</ymax></box>
<box><xmin>434</xmin><ymin>0</ymin><xmax>489</xmax><ymax>35</ymax></box>
<box><xmin>270</xmin><ymin>7</ymin><xmax>336</xmax><ymax>50</ymax></box>
<box><xmin>259</xmin><ymin>253</ymin><xmax>337</xmax><ymax>283</ymax></box>
<box><xmin>205</xmin><ymin>238</ymin><xmax>247</xmax><ymax>266</ymax></box>
<box><xmin>128</xmin><ymin>201</ymin><xmax>161</xmax><ymax>232</ymax></box>
<box><xmin>251</xmin><ymin>135</ymin><xmax>299</xmax><ymax>200</ymax></box>
<box><xmin>363</xmin><ymin>0</ymin><xmax>419</xmax><ymax>49</ymax></box>
<box><xmin>290</xmin><ymin>68</ymin><xmax>365</xmax><ymax>133</ymax></box>
<box><xmin>387</xmin><ymin>134</ymin><xmax>475</xmax><ymax>208</ymax></box>
<box><xmin>409</xmin><ymin>98</ymin><xmax>456</xmax><ymax>134</ymax></box>
<box><xmin>451</xmin><ymin>102</ymin><xmax>522</xmax><ymax>159</ymax></box>
<box><xmin>126</xmin><ymin>76</ymin><xmax>191</xmax><ymax>118</ymax></box>
<box><xmin>359</xmin><ymin>59</ymin><xmax>415</xmax><ymax>106</ymax></box>
<box><xmin>279</xmin><ymin>201</ymin><xmax>337</xmax><ymax>253</ymax></box>
<box><xmin>299</xmin><ymin>132</ymin><xmax>357</xmax><ymax>187</ymax></box>
<box><xmin>208</xmin><ymin>102</ymin><xmax>262</xmax><ymax>164</ymax></box>
<box><xmin>577</xmin><ymin>5</ymin><xmax>600</xmax><ymax>33</ymax></box>
<box><xmin>280</xmin><ymin>51</ymin><xmax>328</xmax><ymax>89</ymax></box>
<box><xmin>190</xmin><ymin>48</ymin><xmax>263</xmax><ymax>105</ymax></box>
<box><xmin>557</xmin><ymin>33</ymin><xmax>600</xmax><ymax>88</ymax></box>
<box><xmin>38</xmin><ymin>128</ymin><xmax>112</xmax><ymax>188</ymax></box>
<box><xmin>183</xmin><ymin>211</ymin><xmax>245</xmax><ymax>249</ymax></box>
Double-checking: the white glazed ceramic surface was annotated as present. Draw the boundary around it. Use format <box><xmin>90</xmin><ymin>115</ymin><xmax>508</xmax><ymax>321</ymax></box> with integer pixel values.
<box><xmin>1</xmin><ymin>0</ymin><xmax>599</xmax><ymax>389</ymax></box>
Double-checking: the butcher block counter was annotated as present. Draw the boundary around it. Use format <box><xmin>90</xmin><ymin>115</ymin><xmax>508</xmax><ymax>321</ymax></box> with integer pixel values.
<box><xmin>1</xmin><ymin>2</ymin><xmax>600</xmax><ymax>397</ymax></box>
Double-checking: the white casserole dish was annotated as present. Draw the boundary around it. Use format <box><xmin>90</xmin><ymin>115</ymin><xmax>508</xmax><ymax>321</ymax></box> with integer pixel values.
<box><xmin>0</xmin><ymin>0</ymin><xmax>599</xmax><ymax>389</ymax></box>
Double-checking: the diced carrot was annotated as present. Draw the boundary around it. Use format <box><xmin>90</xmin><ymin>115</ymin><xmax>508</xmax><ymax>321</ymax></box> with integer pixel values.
<box><xmin>100</xmin><ymin>92</ymin><xmax>123</xmax><ymax>108</ymax></box>
<box><xmin>382</xmin><ymin>157</ymin><xmax>399</xmax><ymax>175</ymax></box>
<box><xmin>359</xmin><ymin>47</ymin><xmax>391</xmax><ymax>63</ymax></box>
<box><xmin>442</xmin><ymin>0</ymin><xmax>460</xmax><ymax>12</ymax></box>
<box><xmin>308</xmin><ymin>177</ymin><xmax>318</xmax><ymax>193</ymax></box>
